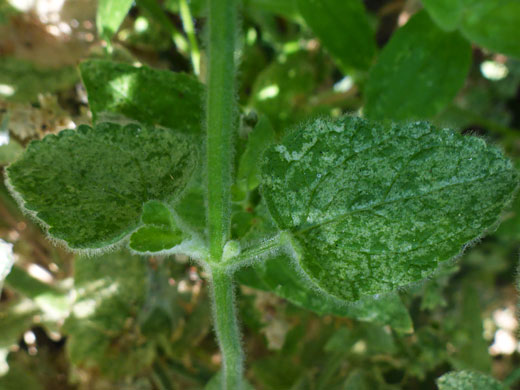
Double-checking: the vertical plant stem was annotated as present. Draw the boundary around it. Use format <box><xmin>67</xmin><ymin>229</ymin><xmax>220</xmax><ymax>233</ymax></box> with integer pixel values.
<box><xmin>205</xmin><ymin>0</ymin><xmax>243</xmax><ymax>387</ymax></box>
<box><xmin>206</xmin><ymin>0</ymin><xmax>237</xmax><ymax>262</ymax></box>
<box><xmin>179</xmin><ymin>0</ymin><xmax>201</xmax><ymax>76</ymax></box>
<box><xmin>211</xmin><ymin>267</ymin><xmax>243</xmax><ymax>390</ymax></box>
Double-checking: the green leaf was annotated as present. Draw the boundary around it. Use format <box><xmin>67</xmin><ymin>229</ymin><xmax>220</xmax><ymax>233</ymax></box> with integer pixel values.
<box><xmin>129</xmin><ymin>201</ymin><xmax>184</xmax><ymax>252</ymax></box>
<box><xmin>364</xmin><ymin>11</ymin><xmax>471</xmax><ymax>121</ymax></box>
<box><xmin>459</xmin><ymin>0</ymin><xmax>520</xmax><ymax>59</ymax></box>
<box><xmin>447</xmin><ymin>284</ymin><xmax>491</xmax><ymax>372</ymax></box>
<box><xmin>249</xmin><ymin>50</ymin><xmax>333</xmax><ymax>133</ymax></box>
<box><xmin>7</xmin><ymin>122</ymin><xmax>197</xmax><ymax>250</ymax></box>
<box><xmin>130</xmin><ymin>226</ymin><xmax>184</xmax><ymax>252</ymax></box>
<box><xmin>237</xmin><ymin>203</ymin><xmax>413</xmax><ymax>331</ymax></box>
<box><xmin>141</xmin><ymin>200</ymin><xmax>175</xmax><ymax>227</ymax></box>
<box><xmin>239</xmin><ymin>253</ymin><xmax>413</xmax><ymax>331</ymax></box>
<box><xmin>261</xmin><ymin>116</ymin><xmax>518</xmax><ymax>301</ymax></box>
<box><xmin>246</xmin><ymin>0</ymin><xmax>299</xmax><ymax>19</ymax></box>
<box><xmin>0</xmin><ymin>122</ymin><xmax>23</xmax><ymax>165</ymax></box>
<box><xmin>437</xmin><ymin>371</ymin><xmax>507</xmax><ymax>390</ymax></box>
<box><xmin>0</xmin><ymin>57</ymin><xmax>78</xmax><ymax>102</ymax></box>
<box><xmin>139</xmin><ymin>260</ymin><xmax>180</xmax><ymax>336</ymax></box>
<box><xmin>343</xmin><ymin>369</ymin><xmax>397</xmax><ymax>390</ymax></box>
<box><xmin>325</xmin><ymin>325</ymin><xmax>396</xmax><ymax>355</ymax></box>
<box><xmin>297</xmin><ymin>0</ymin><xmax>376</xmax><ymax>71</ymax></box>
<box><xmin>495</xmin><ymin>193</ymin><xmax>520</xmax><ymax>241</ymax></box>
<box><xmin>164</xmin><ymin>0</ymin><xmax>207</xmax><ymax>17</ymax></box>
<box><xmin>237</xmin><ymin>114</ymin><xmax>276</xmax><ymax>192</ymax></box>
<box><xmin>64</xmin><ymin>251</ymin><xmax>155</xmax><ymax>378</ymax></box>
<box><xmin>0</xmin><ymin>363</ymin><xmax>44</xmax><ymax>390</ymax></box>
<box><xmin>0</xmin><ymin>139</ymin><xmax>22</xmax><ymax>165</ymax></box>
<box><xmin>420</xmin><ymin>0</ymin><xmax>463</xmax><ymax>31</ymax></box>
<box><xmin>80</xmin><ymin>60</ymin><xmax>205</xmax><ymax>135</ymax></box>
<box><xmin>96</xmin><ymin>0</ymin><xmax>134</xmax><ymax>41</ymax></box>
<box><xmin>173</xmin><ymin>185</ymin><xmax>206</xmax><ymax>236</ymax></box>
<box><xmin>422</xmin><ymin>0</ymin><xmax>520</xmax><ymax>59</ymax></box>
<box><xmin>5</xmin><ymin>267</ymin><xmax>69</xmax><ymax>317</ymax></box>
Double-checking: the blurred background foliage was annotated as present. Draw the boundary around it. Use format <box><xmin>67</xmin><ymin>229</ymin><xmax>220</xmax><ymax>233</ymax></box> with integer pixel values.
<box><xmin>0</xmin><ymin>0</ymin><xmax>519</xmax><ymax>389</ymax></box>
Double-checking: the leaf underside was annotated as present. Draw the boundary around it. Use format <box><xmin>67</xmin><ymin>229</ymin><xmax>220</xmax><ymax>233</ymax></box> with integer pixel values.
<box><xmin>7</xmin><ymin>122</ymin><xmax>196</xmax><ymax>249</ymax></box>
<box><xmin>437</xmin><ymin>371</ymin><xmax>506</xmax><ymax>390</ymax></box>
<box><xmin>261</xmin><ymin>116</ymin><xmax>518</xmax><ymax>301</ymax></box>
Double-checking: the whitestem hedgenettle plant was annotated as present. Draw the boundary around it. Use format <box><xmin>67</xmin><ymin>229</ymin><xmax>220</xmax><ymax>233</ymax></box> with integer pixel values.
<box><xmin>3</xmin><ymin>1</ymin><xmax>519</xmax><ymax>389</ymax></box>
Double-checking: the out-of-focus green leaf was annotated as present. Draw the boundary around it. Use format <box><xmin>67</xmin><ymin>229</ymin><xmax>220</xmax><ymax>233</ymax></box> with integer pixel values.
<box><xmin>249</xmin><ymin>51</ymin><xmax>332</xmax><ymax>133</ymax></box>
<box><xmin>0</xmin><ymin>139</ymin><xmax>22</xmax><ymax>165</ymax></box>
<box><xmin>237</xmin><ymin>114</ymin><xmax>276</xmax><ymax>192</ymax></box>
<box><xmin>261</xmin><ymin>116</ymin><xmax>518</xmax><ymax>301</ymax></box>
<box><xmin>6</xmin><ymin>122</ymin><xmax>197</xmax><ymax>250</ymax></box>
<box><xmin>239</xmin><ymin>253</ymin><xmax>413</xmax><ymax>332</ymax></box>
<box><xmin>297</xmin><ymin>0</ymin><xmax>376</xmax><ymax>71</ymax></box>
<box><xmin>325</xmin><ymin>324</ymin><xmax>396</xmax><ymax>355</ymax></box>
<box><xmin>246</xmin><ymin>0</ymin><xmax>299</xmax><ymax>19</ymax></box>
<box><xmin>96</xmin><ymin>0</ymin><xmax>134</xmax><ymax>41</ymax></box>
<box><xmin>0</xmin><ymin>362</ymin><xmax>44</xmax><ymax>390</ymax></box>
<box><xmin>0</xmin><ymin>0</ymin><xmax>19</xmax><ymax>24</ymax></box>
<box><xmin>460</xmin><ymin>1</ymin><xmax>520</xmax><ymax>59</ymax></box>
<box><xmin>364</xmin><ymin>11</ymin><xmax>471</xmax><ymax>121</ymax></box>
<box><xmin>5</xmin><ymin>267</ymin><xmax>69</xmax><ymax>319</ymax></box>
<box><xmin>139</xmin><ymin>260</ymin><xmax>180</xmax><ymax>336</ymax></box>
<box><xmin>64</xmin><ymin>251</ymin><xmax>155</xmax><ymax>378</ymax></box>
<box><xmin>0</xmin><ymin>58</ymin><xmax>77</xmax><ymax>102</ymax></box>
<box><xmin>447</xmin><ymin>285</ymin><xmax>491</xmax><ymax>372</ymax></box>
<box><xmin>495</xmin><ymin>193</ymin><xmax>520</xmax><ymax>241</ymax></box>
<box><xmin>419</xmin><ymin>262</ymin><xmax>459</xmax><ymax>311</ymax></box>
<box><xmin>164</xmin><ymin>0</ymin><xmax>207</xmax><ymax>17</ymax></box>
<box><xmin>420</xmin><ymin>0</ymin><xmax>463</xmax><ymax>31</ymax></box>
<box><xmin>437</xmin><ymin>371</ymin><xmax>507</xmax><ymax>390</ymax></box>
<box><xmin>80</xmin><ymin>60</ymin><xmax>205</xmax><ymax>135</ymax></box>
<box><xmin>422</xmin><ymin>0</ymin><xmax>520</xmax><ymax>59</ymax></box>
<box><xmin>343</xmin><ymin>369</ymin><xmax>398</xmax><ymax>390</ymax></box>
<box><xmin>0</xmin><ymin>121</ymin><xmax>23</xmax><ymax>165</ymax></box>
<box><xmin>252</xmin><ymin>356</ymin><xmax>302</xmax><ymax>389</ymax></box>
<box><xmin>0</xmin><ymin>299</ymin><xmax>39</xmax><ymax>350</ymax></box>
<box><xmin>407</xmin><ymin>328</ymin><xmax>448</xmax><ymax>380</ymax></box>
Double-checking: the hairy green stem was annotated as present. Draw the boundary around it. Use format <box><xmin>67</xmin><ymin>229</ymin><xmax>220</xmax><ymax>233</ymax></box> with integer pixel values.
<box><xmin>206</xmin><ymin>0</ymin><xmax>237</xmax><ymax>261</ymax></box>
<box><xmin>211</xmin><ymin>267</ymin><xmax>244</xmax><ymax>390</ymax></box>
<box><xmin>205</xmin><ymin>0</ymin><xmax>243</xmax><ymax>388</ymax></box>
<box><xmin>179</xmin><ymin>0</ymin><xmax>200</xmax><ymax>76</ymax></box>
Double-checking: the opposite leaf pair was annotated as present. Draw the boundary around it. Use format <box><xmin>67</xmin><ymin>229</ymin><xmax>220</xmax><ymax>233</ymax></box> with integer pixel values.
<box><xmin>6</xmin><ymin>85</ymin><xmax>519</xmax><ymax>303</ymax></box>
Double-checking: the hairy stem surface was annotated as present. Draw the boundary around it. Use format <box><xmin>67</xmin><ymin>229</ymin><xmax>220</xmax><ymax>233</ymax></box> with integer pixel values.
<box><xmin>205</xmin><ymin>0</ymin><xmax>243</xmax><ymax>388</ymax></box>
<box><xmin>211</xmin><ymin>267</ymin><xmax>244</xmax><ymax>390</ymax></box>
<box><xmin>206</xmin><ymin>0</ymin><xmax>237</xmax><ymax>261</ymax></box>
